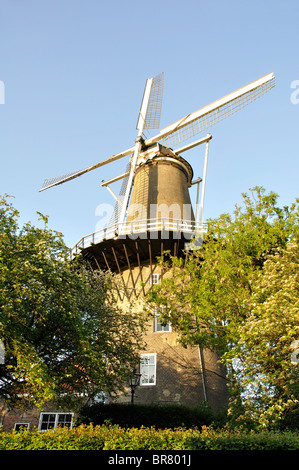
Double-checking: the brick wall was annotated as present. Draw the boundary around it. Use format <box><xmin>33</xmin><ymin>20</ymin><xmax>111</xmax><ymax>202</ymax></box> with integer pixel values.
<box><xmin>0</xmin><ymin>402</ymin><xmax>75</xmax><ymax>432</ymax></box>
<box><xmin>114</xmin><ymin>262</ymin><xmax>229</xmax><ymax>412</ymax></box>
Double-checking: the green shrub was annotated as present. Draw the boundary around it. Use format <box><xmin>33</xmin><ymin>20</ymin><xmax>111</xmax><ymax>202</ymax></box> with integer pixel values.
<box><xmin>78</xmin><ymin>402</ymin><xmax>226</xmax><ymax>429</ymax></box>
<box><xmin>186</xmin><ymin>427</ymin><xmax>299</xmax><ymax>450</ymax></box>
<box><xmin>0</xmin><ymin>425</ymin><xmax>298</xmax><ymax>450</ymax></box>
<box><xmin>0</xmin><ymin>425</ymin><xmax>111</xmax><ymax>450</ymax></box>
<box><xmin>102</xmin><ymin>427</ymin><xmax>195</xmax><ymax>450</ymax></box>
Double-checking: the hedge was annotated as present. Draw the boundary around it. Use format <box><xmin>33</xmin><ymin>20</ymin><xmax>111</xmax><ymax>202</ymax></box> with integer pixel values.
<box><xmin>78</xmin><ymin>402</ymin><xmax>227</xmax><ymax>429</ymax></box>
<box><xmin>0</xmin><ymin>425</ymin><xmax>298</xmax><ymax>450</ymax></box>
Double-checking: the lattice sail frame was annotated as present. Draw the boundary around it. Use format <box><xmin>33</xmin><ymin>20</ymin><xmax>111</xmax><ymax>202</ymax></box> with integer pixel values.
<box><xmin>41</xmin><ymin>169</ymin><xmax>88</xmax><ymax>191</ymax></box>
<box><xmin>144</xmin><ymin>72</ymin><xmax>164</xmax><ymax>130</ymax></box>
<box><xmin>40</xmin><ymin>147</ymin><xmax>134</xmax><ymax>191</ymax></box>
<box><xmin>159</xmin><ymin>76</ymin><xmax>275</xmax><ymax>149</ymax></box>
<box><xmin>108</xmin><ymin>162</ymin><xmax>131</xmax><ymax>226</ymax></box>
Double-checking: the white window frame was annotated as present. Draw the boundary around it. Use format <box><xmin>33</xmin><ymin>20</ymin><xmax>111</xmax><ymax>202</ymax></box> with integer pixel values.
<box><xmin>38</xmin><ymin>412</ymin><xmax>74</xmax><ymax>431</ymax></box>
<box><xmin>14</xmin><ymin>422</ymin><xmax>30</xmax><ymax>431</ymax></box>
<box><xmin>140</xmin><ymin>353</ymin><xmax>157</xmax><ymax>386</ymax></box>
<box><xmin>150</xmin><ymin>273</ymin><xmax>160</xmax><ymax>285</ymax></box>
<box><xmin>154</xmin><ymin>305</ymin><xmax>171</xmax><ymax>333</ymax></box>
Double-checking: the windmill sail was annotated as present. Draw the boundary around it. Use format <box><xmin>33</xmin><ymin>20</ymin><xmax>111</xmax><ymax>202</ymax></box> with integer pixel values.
<box><xmin>40</xmin><ymin>147</ymin><xmax>134</xmax><ymax>191</ymax></box>
<box><xmin>108</xmin><ymin>163</ymin><xmax>131</xmax><ymax>226</ymax></box>
<box><xmin>144</xmin><ymin>72</ymin><xmax>164</xmax><ymax>130</ymax></box>
<box><xmin>136</xmin><ymin>73</ymin><xmax>164</xmax><ymax>132</ymax></box>
<box><xmin>40</xmin><ymin>167</ymin><xmax>94</xmax><ymax>191</ymax></box>
<box><xmin>145</xmin><ymin>72</ymin><xmax>275</xmax><ymax>149</ymax></box>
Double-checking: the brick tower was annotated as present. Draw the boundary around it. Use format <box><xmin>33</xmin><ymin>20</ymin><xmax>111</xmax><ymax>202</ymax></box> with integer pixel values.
<box><xmin>71</xmin><ymin>143</ymin><xmax>229</xmax><ymax>412</ymax></box>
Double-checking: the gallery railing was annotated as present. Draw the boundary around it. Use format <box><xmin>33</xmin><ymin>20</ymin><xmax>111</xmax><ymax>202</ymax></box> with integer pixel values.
<box><xmin>70</xmin><ymin>218</ymin><xmax>208</xmax><ymax>259</ymax></box>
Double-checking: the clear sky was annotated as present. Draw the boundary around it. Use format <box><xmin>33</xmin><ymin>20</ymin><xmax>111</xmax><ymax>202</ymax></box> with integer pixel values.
<box><xmin>1</xmin><ymin>0</ymin><xmax>299</xmax><ymax>248</ymax></box>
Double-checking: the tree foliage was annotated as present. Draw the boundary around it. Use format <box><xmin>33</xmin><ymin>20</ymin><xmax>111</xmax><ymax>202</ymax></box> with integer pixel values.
<box><xmin>147</xmin><ymin>187</ymin><xmax>299</xmax><ymax>428</ymax></box>
<box><xmin>227</xmin><ymin>242</ymin><xmax>299</xmax><ymax>428</ymax></box>
<box><xmin>0</xmin><ymin>195</ymin><xmax>145</xmax><ymax>409</ymax></box>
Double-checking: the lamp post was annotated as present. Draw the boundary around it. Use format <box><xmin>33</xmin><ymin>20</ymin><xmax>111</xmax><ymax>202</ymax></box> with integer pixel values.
<box><xmin>130</xmin><ymin>368</ymin><xmax>141</xmax><ymax>405</ymax></box>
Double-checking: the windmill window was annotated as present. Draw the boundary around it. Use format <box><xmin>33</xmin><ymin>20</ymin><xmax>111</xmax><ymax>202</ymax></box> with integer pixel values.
<box><xmin>154</xmin><ymin>306</ymin><xmax>171</xmax><ymax>332</ymax></box>
<box><xmin>140</xmin><ymin>353</ymin><xmax>156</xmax><ymax>386</ymax></box>
<box><xmin>39</xmin><ymin>413</ymin><xmax>73</xmax><ymax>431</ymax></box>
<box><xmin>14</xmin><ymin>423</ymin><xmax>30</xmax><ymax>431</ymax></box>
<box><xmin>150</xmin><ymin>273</ymin><xmax>160</xmax><ymax>285</ymax></box>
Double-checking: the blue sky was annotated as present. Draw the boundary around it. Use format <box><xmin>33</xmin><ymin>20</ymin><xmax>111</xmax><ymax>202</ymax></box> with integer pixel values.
<box><xmin>1</xmin><ymin>0</ymin><xmax>299</xmax><ymax>248</ymax></box>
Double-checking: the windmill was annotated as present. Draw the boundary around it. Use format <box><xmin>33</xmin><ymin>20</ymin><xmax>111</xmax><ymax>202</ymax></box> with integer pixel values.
<box><xmin>40</xmin><ymin>72</ymin><xmax>275</xmax><ymax>234</ymax></box>
<box><xmin>40</xmin><ymin>72</ymin><xmax>275</xmax><ymax>410</ymax></box>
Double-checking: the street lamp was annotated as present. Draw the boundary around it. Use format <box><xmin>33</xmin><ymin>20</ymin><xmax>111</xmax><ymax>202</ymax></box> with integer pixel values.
<box><xmin>130</xmin><ymin>368</ymin><xmax>141</xmax><ymax>405</ymax></box>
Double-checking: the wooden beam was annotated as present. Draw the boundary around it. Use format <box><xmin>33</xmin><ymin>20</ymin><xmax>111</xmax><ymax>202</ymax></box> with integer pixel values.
<box><xmin>148</xmin><ymin>239</ymin><xmax>153</xmax><ymax>292</ymax></box>
<box><xmin>86</xmin><ymin>259</ymin><xmax>95</xmax><ymax>273</ymax></box>
<box><xmin>174</xmin><ymin>240</ymin><xmax>178</xmax><ymax>257</ymax></box>
<box><xmin>123</xmin><ymin>244</ymin><xmax>137</xmax><ymax>298</ymax></box>
<box><xmin>135</xmin><ymin>240</ymin><xmax>146</xmax><ymax>297</ymax></box>
<box><xmin>160</xmin><ymin>239</ymin><xmax>164</xmax><ymax>282</ymax></box>
<box><xmin>101</xmin><ymin>250</ymin><xmax>111</xmax><ymax>271</ymax></box>
<box><xmin>135</xmin><ymin>239</ymin><xmax>147</xmax><ymax>260</ymax></box>
<box><xmin>112</xmin><ymin>246</ymin><xmax>129</xmax><ymax>298</ymax></box>
<box><xmin>101</xmin><ymin>251</ymin><xmax>122</xmax><ymax>301</ymax></box>
<box><xmin>102</xmin><ymin>248</ymin><xmax>115</xmax><ymax>264</ymax></box>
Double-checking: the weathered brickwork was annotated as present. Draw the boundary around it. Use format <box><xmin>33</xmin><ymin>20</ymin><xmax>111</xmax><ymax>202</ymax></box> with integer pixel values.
<box><xmin>114</xmin><ymin>262</ymin><xmax>229</xmax><ymax>412</ymax></box>
<box><xmin>0</xmin><ymin>402</ymin><xmax>75</xmax><ymax>432</ymax></box>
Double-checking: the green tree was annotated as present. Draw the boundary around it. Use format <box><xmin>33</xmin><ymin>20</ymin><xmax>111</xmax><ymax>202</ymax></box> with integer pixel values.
<box><xmin>0</xmin><ymin>195</ymin><xmax>145</xmax><ymax>409</ymax></box>
<box><xmin>227</xmin><ymin>241</ymin><xmax>299</xmax><ymax>429</ymax></box>
<box><xmin>147</xmin><ymin>187</ymin><xmax>299</xmax><ymax>427</ymax></box>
